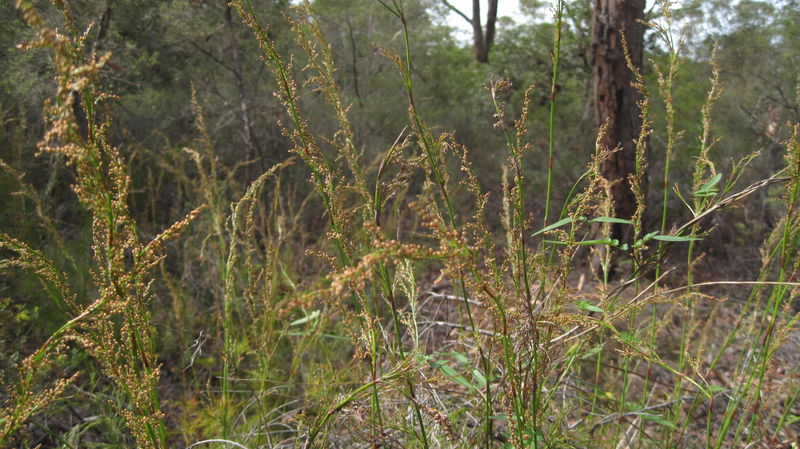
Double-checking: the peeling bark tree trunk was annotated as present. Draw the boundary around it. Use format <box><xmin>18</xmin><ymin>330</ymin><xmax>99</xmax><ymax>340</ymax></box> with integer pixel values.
<box><xmin>591</xmin><ymin>0</ymin><xmax>645</xmax><ymax>241</ymax></box>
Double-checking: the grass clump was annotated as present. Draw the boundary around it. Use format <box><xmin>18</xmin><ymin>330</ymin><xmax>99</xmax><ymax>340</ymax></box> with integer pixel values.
<box><xmin>1</xmin><ymin>0</ymin><xmax>799</xmax><ymax>448</ymax></box>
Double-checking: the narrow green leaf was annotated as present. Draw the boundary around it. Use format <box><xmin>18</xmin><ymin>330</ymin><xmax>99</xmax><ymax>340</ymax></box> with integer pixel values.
<box><xmin>699</xmin><ymin>173</ymin><xmax>722</xmax><ymax>191</ymax></box>
<box><xmin>438</xmin><ymin>365</ymin><xmax>471</xmax><ymax>388</ymax></box>
<box><xmin>532</xmin><ymin>216</ymin><xmax>572</xmax><ymax>236</ymax></box>
<box><xmin>472</xmin><ymin>369</ymin><xmax>486</xmax><ymax>386</ymax></box>
<box><xmin>653</xmin><ymin>234</ymin><xmax>702</xmax><ymax>242</ymax></box>
<box><xmin>642</xmin><ymin>231</ymin><xmax>659</xmax><ymax>241</ymax></box>
<box><xmin>581</xmin><ymin>346</ymin><xmax>603</xmax><ymax>359</ymax></box>
<box><xmin>709</xmin><ymin>385</ymin><xmax>728</xmax><ymax>394</ymax></box>
<box><xmin>620</xmin><ymin>332</ymin><xmax>638</xmax><ymax>344</ymax></box>
<box><xmin>693</xmin><ymin>188</ymin><xmax>718</xmax><ymax>198</ymax></box>
<box><xmin>634</xmin><ymin>231</ymin><xmax>659</xmax><ymax>247</ymax></box>
<box><xmin>590</xmin><ymin>216</ymin><xmax>634</xmax><ymax>225</ymax></box>
<box><xmin>441</xmin><ymin>351</ymin><xmax>469</xmax><ymax>364</ymax></box>
<box><xmin>286</xmin><ymin>331</ymin><xmax>348</xmax><ymax>340</ymax></box>
<box><xmin>577</xmin><ymin>300</ymin><xmax>604</xmax><ymax>314</ymax></box>
<box><xmin>640</xmin><ymin>413</ymin><xmax>677</xmax><ymax>429</ymax></box>
<box><xmin>438</xmin><ymin>363</ymin><xmax>458</xmax><ymax>377</ymax></box>
<box><xmin>452</xmin><ymin>376</ymin><xmax>473</xmax><ymax>389</ymax></box>
<box><xmin>576</xmin><ymin>239</ymin><xmax>614</xmax><ymax>246</ymax></box>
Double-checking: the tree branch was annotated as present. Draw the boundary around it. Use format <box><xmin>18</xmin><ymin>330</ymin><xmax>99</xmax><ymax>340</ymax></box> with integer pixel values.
<box><xmin>441</xmin><ymin>0</ymin><xmax>472</xmax><ymax>24</ymax></box>
<box><xmin>187</xmin><ymin>39</ymin><xmax>236</xmax><ymax>74</ymax></box>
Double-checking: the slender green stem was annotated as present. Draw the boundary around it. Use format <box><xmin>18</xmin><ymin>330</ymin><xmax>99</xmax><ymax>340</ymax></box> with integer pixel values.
<box><xmin>544</xmin><ymin>0</ymin><xmax>564</xmax><ymax>226</ymax></box>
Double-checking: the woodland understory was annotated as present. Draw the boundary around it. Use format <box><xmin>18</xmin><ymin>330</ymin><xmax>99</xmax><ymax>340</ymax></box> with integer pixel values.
<box><xmin>1</xmin><ymin>0</ymin><xmax>799</xmax><ymax>448</ymax></box>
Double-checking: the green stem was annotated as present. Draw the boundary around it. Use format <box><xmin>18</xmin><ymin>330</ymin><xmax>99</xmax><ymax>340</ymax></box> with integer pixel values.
<box><xmin>544</xmin><ymin>0</ymin><xmax>564</xmax><ymax>226</ymax></box>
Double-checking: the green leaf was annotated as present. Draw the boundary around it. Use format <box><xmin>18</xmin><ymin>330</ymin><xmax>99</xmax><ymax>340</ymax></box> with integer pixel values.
<box><xmin>590</xmin><ymin>216</ymin><xmax>634</xmax><ymax>225</ymax></box>
<box><xmin>577</xmin><ymin>300</ymin><xmax>604</xmax><ymax>314</ymax></box>
<box><xmin>581</xmin><ymin>346</ymin><xmax>603</xmax><ymax>359</ymax></box>
<box><xmin>532</xmin><ymin>217</ymin><xmax>572</xmax><ymax>236</ymax></box>
<box><xmin>653</xmin><ymin>234</ymin><xmax>702</xmax><ymax>242</ymax></box>
<box><xmin>441</xmin><ymin>352</ymin><xmax>469</xmax><ymax>365</ymax></box>
<box><xmin>565</xmin><ymin>342</ymin><xmax>582</xmax><ymax>357</ymax></box>
<box><xmin>634</xmin><ymin>231</ymin><xmax>659</xmax><ymax>247</ymax></box>
<box><xmin>576</xmin><ymin>239</ymin><xmax>614</xmax><ymax>246</ymax></box>
<box><xmin>693</xmin><ymin>174</ymin><xmax>723</xmax><ymax>198</ymax></box>
<box><xmin>438</xmin><ymin>363</ymin><xmax>459</xmax><ymax>377</ymax></box>
<box><xmin>438</xmin><ymin>364</ymin><xmax>472</xmax><ymax>389</ymax></box>
<box><xmin>709</xmin><ymin>385</ymin><xmax>728</xmax><ymax>394</ymax></box>
<box><xmin>286</xmin><ymin>331</ymin><xmax>348</xmax><ymax>340</ymax></box>
<box><xmin>620</xmin><ymin>332</ymin><xmax>638</xmax><ymax>344</ymax></box>
<box><xmin>699</xmin><ymin>173</ymin><xmax>722</xmax><ymax>191</ymax></box>
<box><xmin>436</xmin><ymin>351</ymin><xmax>470</xmax><ymax>365</ymax></box>
<box><xmin>642</xmin><ymin>231</ymin><xmax>659</xmax><ymax>240</ymax></box>
<box><xmin>693</xmin><ymin>188</ymin><xmax>718</xmax><ymax>198</ymax></box>
<box><xmin>472</xmin><ymin>369</ymin><xmax>487</xmax><ymax>386</ymax></box>
<box><xmin>641</xmin><ymin>413</ymin><xmax>677</xmax><ymax>429</ymax></box>
<box><xmin>452</xmin><ymin>376</ymin><xmax>473</xmax><ymax>389</ymax></box>
<box><xmin>449</xmin><ymin>351</ymin><xmax>469</xmax><ymax>364</ymax></box>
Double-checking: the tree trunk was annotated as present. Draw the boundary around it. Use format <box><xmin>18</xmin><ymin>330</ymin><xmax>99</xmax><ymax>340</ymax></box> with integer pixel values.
<box><xmin>591</xmin><ymin>0</ymin><xmax>645</xmax><ymax>241</ymax></box>
<box><xmin>484</xmin><ymin>0</ymin><xmax>498</xmax><ymax>62</ymax></box>
<box><xmin>471</xmin><ymin>0</ymin><xmax>499</xmax><ymax>63</ymax></box>
<box><xmin>443</xmin><ymin>0</ymin><xmax>498</xmax><ymax>63</ymax></box>
<box><xmin>471</xmin><ymin>0</ymin><xmax>486</xmax><ymax>62</ymax></box>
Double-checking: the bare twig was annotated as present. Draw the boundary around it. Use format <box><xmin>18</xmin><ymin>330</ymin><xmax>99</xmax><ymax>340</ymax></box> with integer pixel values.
<box><xmin>440</xmin><ymin>0</ymin><xmax>471</xmax><ymax>24</ymax></box>
<box><xmin>676</xmin><ymin>173</ymin><xmax>789</xmax><ymax>235</ymax></box>
<box><xmin>186</xmin><ymin>439</ymin><xmax>250</xmax><ymax>449</ymax></box>
<box><xmin>419</xmin><ymin>320</ymin><xmax>497</xmax><ymax>337</ymax></box>
<box><xmin>590</xmin><ymin>396</ymin><xmax>692</xmax><ymax>432</ymax></box>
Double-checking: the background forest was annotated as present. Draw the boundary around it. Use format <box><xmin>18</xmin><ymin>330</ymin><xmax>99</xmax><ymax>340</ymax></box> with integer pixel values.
<box><xmin>1</xmin><ymin>0</ymin><xmax>799</xmax><ymax>447</ymax></box>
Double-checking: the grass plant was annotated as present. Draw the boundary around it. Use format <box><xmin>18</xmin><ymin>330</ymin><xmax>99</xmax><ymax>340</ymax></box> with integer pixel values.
<box><xmin>1</xmin><ymin>0</ymin><xmax>798</xmax><ymax>448</ymax></box>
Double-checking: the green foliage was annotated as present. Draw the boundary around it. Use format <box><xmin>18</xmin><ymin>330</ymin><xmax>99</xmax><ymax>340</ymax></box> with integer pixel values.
<box><xmin>1</xmin><ymin>0</ymin><xmax>799</xmax><ymax>448</ymax></box>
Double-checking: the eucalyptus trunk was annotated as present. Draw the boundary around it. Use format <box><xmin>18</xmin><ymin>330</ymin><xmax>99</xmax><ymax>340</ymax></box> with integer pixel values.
<box><xmin>591</xmin><ymin>0</ymin><xmax>645</xmax><ymax>240</ymax></box>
